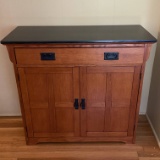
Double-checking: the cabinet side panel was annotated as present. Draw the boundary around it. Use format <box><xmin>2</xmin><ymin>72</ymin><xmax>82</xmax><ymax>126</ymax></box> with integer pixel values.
<box><xmin>128</xmin><ymin>66</ymin><xmax>141</xmax><ymax>136</ymax></box>
<box><xmin>18</xmin><ymin>68</ymin><xmax>34</xmax><ymax>137</ymax></box>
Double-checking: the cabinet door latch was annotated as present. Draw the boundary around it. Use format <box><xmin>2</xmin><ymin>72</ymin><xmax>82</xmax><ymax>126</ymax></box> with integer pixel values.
<box><xmin>74</xmin><ymin>99</ymin><xmax>79</xmax><ymax>109</ymax></box>
<box><xmin>80</xmin><ymin>99</ymin><xmax>85</xmax><ymax>110</ymax></box>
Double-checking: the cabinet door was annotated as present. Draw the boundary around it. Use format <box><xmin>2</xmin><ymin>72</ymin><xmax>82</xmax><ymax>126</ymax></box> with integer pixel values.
<box><xmin>80</xmin><ymin>66</ymin><xmax>141</xmax><ymax>137</ymax></box>
<box><xmin>18</xmin><ymin>67</ymin><xmax>80</xmax><ymax>138</ymax></box>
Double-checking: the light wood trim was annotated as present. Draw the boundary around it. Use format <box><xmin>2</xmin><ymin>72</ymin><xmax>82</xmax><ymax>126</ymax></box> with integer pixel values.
<box><xmin>16</xmin><ymin>64</ymin><xmax>142</xmax><ymax>68</ymax></box>
<box><xmin>34</xmin><ymin>132</ymin><xmax>74</xmax><ymax>137</ymax></box>
<box><xmin>9</xmin><ymin>43</ymin><xmax>145</xmax><ymax>49</ymax></box>
<box><xmin>87</xmin><ymin>132</ymin><xmax>127</xmax><ymax>137</ymax></box>
<box><xmin>25</xmin><ymin>67</ymin><xmax>73</xmax><ymax>74</ymax></box>
<box><xmin>55</xmin><ymin>102</ymin><xmax>73</xmax><ymax>108</ymax></box>
<box><xmin>87</xmin><ymin>66</ymin><xmax>134</xmax><ymax>73</ymax></box>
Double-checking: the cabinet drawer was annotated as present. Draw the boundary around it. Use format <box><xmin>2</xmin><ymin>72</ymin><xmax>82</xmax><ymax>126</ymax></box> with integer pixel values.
<box><xmin>15</xmin><ymin>47</ymin><xmax>144</xmax><ymax>66</ymax></box>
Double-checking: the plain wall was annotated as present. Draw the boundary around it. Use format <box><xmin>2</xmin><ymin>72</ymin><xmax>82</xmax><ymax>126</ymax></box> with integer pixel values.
<box><xmin>0</xmin><ymin>0</ymin><xmax>160</xmax><ymax>115</ymax></box>
<box><xmin>147</xmin><ymin>27</ymin><xmax>160</xmax><ymax>146</ymax></box>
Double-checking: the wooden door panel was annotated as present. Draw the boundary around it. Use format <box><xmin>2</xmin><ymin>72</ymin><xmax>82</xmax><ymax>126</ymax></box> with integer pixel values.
<box><xmin>26</xmin><ymin>74</ymin><xmax>49</xmax><ymax>108</ymax></box>
<box><xmin>109</xmin><ymin>108</ymin><xmax>130</xmax><ymax>132</ymax></box>
<box><xmin>52</xmin><ymin>72</ymin><xmax>75</xmax><ymax>134</ymax></box>
<box><xmin>87</xmin><ymin>73</ymin><xmax>106</xmax><ymax>102</ymax></box>
<box><xmin>85</xmin><ymin>71</ymin><xmax>107</xmax><ymax>133</ymax></box>
<box><xmin>53</xmin><ymin>73</ymin><xmax>73</xmax><ymax>102</ymax></box>
<box><xmin>31</xmin><ymin>109</ymin><xmax>51</xmax><ymax>133</ymax></box>
<box><xmin>25</xmin><ymin>72</ymin><xmax>52</xmax><ymax>135</ymax></box>
<box><xmin>111</xmin><ymin>73</ymin><xmax>133</xmax><ymax>108</ymax></box>
<box><xmin>81</xmin><ymin>66</ymin><xmax>140</xmax><ymax>137</ymax></box>
<box><xmin>87</xmin><ymin>108</ymin><xmax>105</xmax><ymax>132</ymax></box>
<box><xmin>109</xmin><ymin>70</ymin><xmax>134</xmax><ymax>133</ymax></box>
<box><xmin>56</xmin><ymin>108</ymin><xmax>74</xmax><ymax>132</ymax></box>
<box><xmin>19</xmin><ymin>67</ymin><xmax>80</xmax><ymax>138</ymax></box>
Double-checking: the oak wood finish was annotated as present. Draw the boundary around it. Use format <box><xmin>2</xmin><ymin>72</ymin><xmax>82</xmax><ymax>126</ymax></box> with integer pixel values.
<box><xmin>4</xmin><ymin>42</ymin><xmax>152</xmax><ymax>144</ymax></box>
<box><xmin>19</xmin><ymin>67</ymin><xmax>80</xmax><ymax>138</ymax></box>
<box><xmin>15</xmin><ymin>47</ymin><xmax>144</xmax><ymax>66</ymax></box>
<box><xmin>80</xmin><ymin>66</ymin><xmax>140</xmax><ymax>137</ymax></box>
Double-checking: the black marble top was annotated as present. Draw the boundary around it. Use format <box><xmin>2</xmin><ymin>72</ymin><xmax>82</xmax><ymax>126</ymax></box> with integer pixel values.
<box><xmin>1</xmin><ymin>25</ymin><xmax>157</xmax><ymax>44</ymax></box>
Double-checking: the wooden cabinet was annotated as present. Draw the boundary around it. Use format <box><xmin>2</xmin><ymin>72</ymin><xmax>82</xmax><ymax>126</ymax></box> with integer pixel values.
<box><xmin>4</xmin><ymin>45</ymin><xmax>151</xmax><ymax>144</ymax></box>
<box><xmin>1</xmin><ymin>25</ymin><xmax>156</xmax><ymax>144</ymax></box>
<box><xmin>18</xmin><ymin>65</ymin><xmax>140</xmax><ymax>141</ymax></box>
<box><xmin>15</xmin><ymin>45</ymin><xmax>144</xmax><ymax>144</ymax></box>
<box><xmin>17</xmin><ymin>62</ymin><xmax>141</xmax><ymax>144</ymax></box>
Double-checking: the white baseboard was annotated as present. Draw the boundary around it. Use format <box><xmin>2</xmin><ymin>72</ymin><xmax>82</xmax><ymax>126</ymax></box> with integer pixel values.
<box><xmin>0</xmin><ymin>114</ymin><xmax>21</xmax><ymax>116</ymax></box>
<box><xmin>146</xmin><ymin>114</ymin><xmax>160</xmax><ymax>148</ymax></box>
<box><xmin>139</xmin><ymin>112</ymin><xmax>146</xmax><ymax>115</ymax></box>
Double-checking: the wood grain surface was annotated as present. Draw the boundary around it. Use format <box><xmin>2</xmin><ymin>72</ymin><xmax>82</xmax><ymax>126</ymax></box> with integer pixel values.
<box><xmin>0</xmin><ymin>115</ymin><xmax>159</xmax><ymax>160</ymax></box>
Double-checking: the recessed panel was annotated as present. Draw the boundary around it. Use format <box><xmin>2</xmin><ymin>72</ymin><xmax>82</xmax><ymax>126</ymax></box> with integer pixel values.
<box><xmin>26</xmin><ymin>74</ymin><xmax>49</xmax><ymax>108</ymax></box>
<box><xmin>31</xmin><ymin>109</ymin><xmax>51</xmax><ymax>133</ymax></box>
<box><xmin>111</xmin><ymin>72</ymin><xmax>133</xmax><ymax>108</ymax></box>
<box><xmin>56</xmin><ymin>108</ymin><xmax>74</xmax><ymax>132</ymax></box>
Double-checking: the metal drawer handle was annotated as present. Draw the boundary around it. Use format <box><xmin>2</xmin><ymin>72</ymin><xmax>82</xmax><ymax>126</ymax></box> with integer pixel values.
<box><xmin>104</xmin><ymin>52</ymin><xmax>119</xmax><ymax>60</ymax></box>
<box><xmin>40</xmin><ymin>53</ymin><xmax>55</xmax><ymax>60</ymax></box>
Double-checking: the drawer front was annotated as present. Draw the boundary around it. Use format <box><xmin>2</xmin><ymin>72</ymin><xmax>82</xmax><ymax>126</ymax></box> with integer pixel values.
<box><xmin>15</xmin><ymin>47</ymin><xmax>144</xmax><ymax>66</ymax></box>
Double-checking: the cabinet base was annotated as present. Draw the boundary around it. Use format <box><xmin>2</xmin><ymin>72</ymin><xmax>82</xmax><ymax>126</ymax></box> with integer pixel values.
<box><xmin>26</xmin><ymin>137</ymin><xmax>134</xmax><ymax>145</ymax></box>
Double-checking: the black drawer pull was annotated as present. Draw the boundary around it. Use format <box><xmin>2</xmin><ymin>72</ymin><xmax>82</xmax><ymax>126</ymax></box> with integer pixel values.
<box><xmin>41</xmin><ymin>53</ymin><xmax>55</xmax><ymax>60</ymax></box>
<box><xmin>104</xmin><ymin>52</ymin><xmax>119</xmax><ymax>60</ymax></box>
